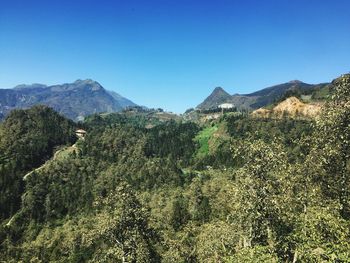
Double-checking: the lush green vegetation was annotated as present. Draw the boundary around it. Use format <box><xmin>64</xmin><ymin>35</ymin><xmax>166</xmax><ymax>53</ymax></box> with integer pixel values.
<box><xmin>0</xmin><ymin>75</ymin><xmax>350</xmax><ymax>262</ymax></box>
<box><xmin>194</xmin><ymin>125</ymin><xmax>218</xmax><ymax>158</ymax></box>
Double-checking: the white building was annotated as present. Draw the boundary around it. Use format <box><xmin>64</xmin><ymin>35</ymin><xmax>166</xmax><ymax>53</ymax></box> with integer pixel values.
<box><xmin>218</xmin><ymin>103</ymin><xmax>234</xmax><ymax>109</ymax></box>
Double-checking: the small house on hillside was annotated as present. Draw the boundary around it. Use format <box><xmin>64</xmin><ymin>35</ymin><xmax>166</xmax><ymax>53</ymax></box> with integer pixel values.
<box><xmin>75</xmin><ymin>129</ymin><xmax>87</xmax><ymax>139</ymax></box>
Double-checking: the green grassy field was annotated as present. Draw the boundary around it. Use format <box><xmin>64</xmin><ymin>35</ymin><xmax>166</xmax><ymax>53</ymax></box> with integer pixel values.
<box><xmin>194</xmin><ymin>125</ymin><xmax>218</xmax><ymax>158</ymax></box>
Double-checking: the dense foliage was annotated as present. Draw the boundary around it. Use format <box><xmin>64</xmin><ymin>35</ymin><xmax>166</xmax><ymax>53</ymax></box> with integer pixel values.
<box><xmin>0</xmin><ymin>105</ymin><xmax>76</xmax><ymax>220</ymax></box>
<box><xmin>0</xmin><ymin>75</ymin><xmax>350</xmax><ymax>262</ymax></box>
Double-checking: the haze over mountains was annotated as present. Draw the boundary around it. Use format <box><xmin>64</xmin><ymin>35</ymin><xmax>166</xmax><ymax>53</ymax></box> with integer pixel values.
<box><xmin>197</xmin><ymin>80</ymin><xmax>331</xmax><ymax>110</ymax></box>
<box><xmin>0</xmin><ymin>79</ymin><xmax>136</xmax><ymax>121</ymax></box>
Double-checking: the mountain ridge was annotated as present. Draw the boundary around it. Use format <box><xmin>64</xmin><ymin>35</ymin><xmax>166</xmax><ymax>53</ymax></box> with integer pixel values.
<box><xmin>197</xmin><ymin>80</ymin><xmax>331</xmax><ymax>110</ymax></box>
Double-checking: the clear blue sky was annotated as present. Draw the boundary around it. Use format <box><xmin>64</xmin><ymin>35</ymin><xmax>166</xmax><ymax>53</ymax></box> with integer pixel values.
<box><xmin>1</xmin><ymin>0</ymin><xmax>349</xmax><ymax>113</ymax></box>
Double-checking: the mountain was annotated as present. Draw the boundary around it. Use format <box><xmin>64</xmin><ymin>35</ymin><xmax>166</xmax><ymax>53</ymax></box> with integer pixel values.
<box><xmin>197</xmin><ymin>87</ymin><xmax>233</xmax><ymax>109</ymax></box>
<box><xmin>197</xmin><ymin>80</ymin><xmax>331</xmax><ymax>110</ymax></box>
<box><xmin>0</xmin><ymin>79</ymin><xmax>136</xmax><ymax>121</ymax></box>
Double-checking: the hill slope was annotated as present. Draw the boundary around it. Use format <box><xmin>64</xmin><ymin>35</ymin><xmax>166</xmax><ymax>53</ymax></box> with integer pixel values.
<box><xmin>0</xmin><ymin>79</ymin><xmax>136</xmax><ymax>121</ymax></box>
<box><xmin>0</xmin><ymin>105</ymin><xmax>76</xmax><ymax>219</ymax></box>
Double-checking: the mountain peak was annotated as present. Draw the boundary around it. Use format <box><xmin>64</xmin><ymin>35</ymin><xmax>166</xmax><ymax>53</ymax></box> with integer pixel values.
<box><xmin>74</xmin><ymin>78</ymin><xmax>100</xmax><ymax>85</ymax></box>
<box><xmin>74</xmin><ymin>78</ymin><xmax>95</xmax><ymax>83</ymax></box>
<box><xmin>288</xmin><ymin>80</ymin><xmax>303</xmax><ymax>84</ymax></box>
<box><xmin>73</xmin><ymin>79</ymin><xmax>103</xmax><ymax>91</ymax></box>
<box><xmin>212</xmin><ymin>86</ymin><xmax>228</xmax><ymax>94</ymax></box>
<box><xmin>197</xmin><ymin>86</ymin><xmax>232</xmax><ymax>109</ymax></box>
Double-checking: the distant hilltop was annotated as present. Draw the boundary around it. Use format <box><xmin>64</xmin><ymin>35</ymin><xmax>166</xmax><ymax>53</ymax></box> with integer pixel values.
<box><xmin>0</xmin><ymin>79</ymin><xmax>137</xmax><ymax>121</ymax></box>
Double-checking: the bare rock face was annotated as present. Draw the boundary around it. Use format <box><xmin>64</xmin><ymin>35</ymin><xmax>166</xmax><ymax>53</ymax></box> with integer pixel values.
<box><xmin>252</xmin><ymin>96</ymin><xmax>322</xmax><ymax>118</ymax></box>
<box><xmin>273</xmin><ymin>97</ymin><xmax>322</xmax><ymax>117</ymax></box>
<box><xmin>251</xmin><ymin>108</ymin><xmax>272</xmax><ymax>118</ymax></box>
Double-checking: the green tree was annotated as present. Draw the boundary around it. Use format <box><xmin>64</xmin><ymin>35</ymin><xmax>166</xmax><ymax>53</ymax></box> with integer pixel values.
<box><xmin>87</xmin><ymin>183</ymin><xmax>160</xmax><ymax>262</ymax></box>
<box><xmin>188</xmin><ymin>178</ymin><xmax>211</xmax><ymax>223</ymax></box>
<box><xmin>313</xmin><ymin>74</ymin><xmax>350</xmax><ymax>218</ymax></box>
<box><xmin>231</xmin><ymin>139</ymin><xmax>287</xmax><ymax>249</ymax></box>
<box><xmin>170</xmin><ymin>194</ymin><xmax>190</xmax><ymax>231</ymax></box>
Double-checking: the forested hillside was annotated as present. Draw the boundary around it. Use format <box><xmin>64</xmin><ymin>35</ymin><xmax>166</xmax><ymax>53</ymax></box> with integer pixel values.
<box><xmin>0</xmin><ymin>106</ymin><xmax>77</xmax><ymax>221</ymax></box>
<box><xmin>0</xmin><ymin>74</ymin><xmax>350</xmax><ymax>262</ymax></box>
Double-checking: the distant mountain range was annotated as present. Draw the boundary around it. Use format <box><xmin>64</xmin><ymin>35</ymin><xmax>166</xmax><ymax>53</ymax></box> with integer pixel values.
<box><xmin>197</xmin><ymin>80</ymin><xmax>331</xmax><ymax>110</ymax></box>
<box><xmin>0</xmin><ymin>79</ymin><xmax>136</xmax><ymax>121</ymax></box>
<box><xmin>0</xmin><ymin>77</ymin><xmax>335</xmax><ymax>121</ymax></box>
